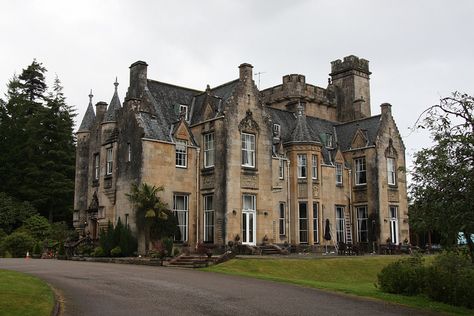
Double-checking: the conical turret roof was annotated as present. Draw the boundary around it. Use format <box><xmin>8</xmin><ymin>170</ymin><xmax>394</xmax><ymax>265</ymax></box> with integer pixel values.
<box><xmin>288</xmin><ymin>102</ymin><xmax>318</xmax><ymax>143</ymax></box>
<box><xmin>105</xmin><ymin>78</ymin><xmax>121</xmax><ymax>122</ymax></box>
<box><xmin>78</xmin><ymin>90</ymin><xmax>96</xmax><ymax>132</ymax></box>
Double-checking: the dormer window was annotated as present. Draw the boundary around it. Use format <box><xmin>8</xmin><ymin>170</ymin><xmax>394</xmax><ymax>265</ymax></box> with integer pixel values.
<box><xmin>180</xmin><ymin>104</ymin><xmax>189</xmax><ymax>121</ymax></box>
<box><xmin>273</xmin><ymin>124</ymin><xmax>281</xmax><ymax>138</ymax></box>
<box><xmin>325</xmin><ymin>133</ymin><xmax>333</xmax><ymax>148</ymax></box>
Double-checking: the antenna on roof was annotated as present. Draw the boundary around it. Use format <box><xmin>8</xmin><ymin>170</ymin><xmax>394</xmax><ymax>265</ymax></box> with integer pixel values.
<box><xmin>254</xmin><ymin>71</ymin><xmax>266</xmax><ymax>89</ymax></box>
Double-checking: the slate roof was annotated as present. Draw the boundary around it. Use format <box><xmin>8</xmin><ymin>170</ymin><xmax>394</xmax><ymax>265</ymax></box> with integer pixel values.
<box><xmin>104</xmin><ymin>80</ymin><xmax>122</xmax><ymax>122</ymax></box>
<box><xmin>78</xmin><ymin>96</ymin><xmax>96</xmax><ymax>132</ymax></box>
<box><xmin>335</xmin><ymin>115</ymin><xmax>381</xmax><ymax>151</ymax></box>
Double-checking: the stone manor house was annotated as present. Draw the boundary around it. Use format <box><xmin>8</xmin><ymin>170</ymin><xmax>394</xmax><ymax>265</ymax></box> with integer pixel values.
<box><xmin>74</xmin><ymin>55</ymin><xmax>409</xmax><ymax>254</ymax></box>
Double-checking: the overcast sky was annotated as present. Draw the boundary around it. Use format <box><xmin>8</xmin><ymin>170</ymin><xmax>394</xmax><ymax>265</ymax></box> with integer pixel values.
<box><xmin>1</xmin><ymin>0</ymin><xmax>473</xmax><ymax>174</ymax></box>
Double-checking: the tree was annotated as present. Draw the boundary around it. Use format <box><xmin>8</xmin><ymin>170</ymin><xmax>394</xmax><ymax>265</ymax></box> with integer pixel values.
<box><xmin>126</xmin><ymin>183</ymin><xmax>176</xmax><ymax>254</ymax></box>
<box><xmin>0</xmin><ymin>192</ymin><xmax>37</xmax><ymax>234</ymax></box>
<box><xmin>410</xmin><ymin>92</ymin><xmax>474</xmax><ymax>262</ymax></box>
<box><xmin>0</xmin><ymin>61</ymin><xmax>76</xmax><ymax>224</ymax></box>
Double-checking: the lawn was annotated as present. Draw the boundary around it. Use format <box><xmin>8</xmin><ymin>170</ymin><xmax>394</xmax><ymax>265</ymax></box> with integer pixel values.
<box><xmin>0</xmin><ymin>269</ymin><xmax>55</xmax><ymax>316</ymax></box>
<box><xmin>205</xmin><ymin>256</ymin><xmax>472</xmax><ymax>315</ymax></box>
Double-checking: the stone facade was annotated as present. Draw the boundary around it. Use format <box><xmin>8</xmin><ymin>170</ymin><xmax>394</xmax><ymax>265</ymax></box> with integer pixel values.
<box><xmin>74</xmin><ymin>55</ymin><xmax>409</xmax><ymax>253</ymax></box>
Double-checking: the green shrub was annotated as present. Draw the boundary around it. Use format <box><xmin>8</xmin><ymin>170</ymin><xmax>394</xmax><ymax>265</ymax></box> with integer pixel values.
<box><xmin>1</xmin><ymin>231</ymin><xmax>35</xmax><ymax>257</ymax></box>
<box><xmin>110</xmin><ymin>246</ymin><xmax>122</xmax><ymax>257</ymax></box>
<box><xmin>4</xmin><ymin>250</ymin><xmax>12</xmax><ymax>258</ymax></box>
<box><xmin>33</xmin><ymin>242</ymin><xmax>42</xmax><ymax>255</ymax></box>
<box><xmin>377</xmin><ymin>255</ymin><xmax>425</xmax><ymax>295</ymax></box>
<box><xmin>92</xmin><ymin>246</ymin><xmax>105</xmax><ymax>257</ymax></box>
<box><xmin>162</xmin><ymin>237</ymin><xmax>173</xmax><ymax>257</ymax></box>
<box><xmin>173</xmin><ymin>247</ymin><xmax>180</xmax><ymax>257</ymax></box>
<box><xmin>425</xmin><ymin>251</ymin><xmax>474</xmax><ymax>308</ymax></box>
<box><xmin>58</xmin><ymin>242</ymin><xmax>65</xmax><ymax>256</ymax></box>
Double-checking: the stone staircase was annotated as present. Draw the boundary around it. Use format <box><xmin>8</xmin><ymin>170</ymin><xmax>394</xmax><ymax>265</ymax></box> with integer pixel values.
<box><xmin>259</xmin><ymin>244</ymin><xmax>283</xmax><ymax>255</ymax></box>
<box><xmin>168</xmin><ymin>255</ymin><xmax>215</xmax><ymax>268</ymax></box>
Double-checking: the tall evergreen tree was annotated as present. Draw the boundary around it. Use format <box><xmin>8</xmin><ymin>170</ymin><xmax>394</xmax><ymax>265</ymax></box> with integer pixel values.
<box><xmin>0</xmin><ymin>61</ymin><xmax>76</xmax><ymax>224</ymax></box>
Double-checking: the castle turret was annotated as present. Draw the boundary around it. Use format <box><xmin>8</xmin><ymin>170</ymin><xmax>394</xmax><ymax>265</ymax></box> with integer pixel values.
<box><xmin>330</xmin><ymin>55</ymin><xmax>371</xmax><ymax>122</ymax></box>
<box><xmin>104</xmin><ymin>78</ymin><xmax>121</xmax><ymax>122</ymax></box>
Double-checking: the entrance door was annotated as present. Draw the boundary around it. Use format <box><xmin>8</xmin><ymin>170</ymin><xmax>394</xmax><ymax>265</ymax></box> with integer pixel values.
<box><xmin>242</xmin><ymin>194</ymin><xmax>256</xmax><ymax>245</ymax></box>
<box><xmin>389</xmin><ymin>206</ymin><xmax>399</xmax><ymax>244</ymax></box>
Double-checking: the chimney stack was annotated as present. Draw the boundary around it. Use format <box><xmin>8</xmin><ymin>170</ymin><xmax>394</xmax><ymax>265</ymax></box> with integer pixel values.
<box><xmin>127</xmin><ymin>61</ymin><xmax>148</xmax><ymax>100</ymax></box>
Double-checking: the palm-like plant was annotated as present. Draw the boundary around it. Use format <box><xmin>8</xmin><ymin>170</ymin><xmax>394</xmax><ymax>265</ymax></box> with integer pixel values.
<box><xmin>126</xmin><ymin>183</ymin><xmax>170</xmax><ymax>254</ymax></box>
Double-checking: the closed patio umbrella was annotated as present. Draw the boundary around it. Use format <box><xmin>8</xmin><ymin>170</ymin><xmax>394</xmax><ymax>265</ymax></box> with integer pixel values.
<box><xmin>324</xmin><ymin>219</ymin><xmax>331</xmax><ymax>254</ymax></box>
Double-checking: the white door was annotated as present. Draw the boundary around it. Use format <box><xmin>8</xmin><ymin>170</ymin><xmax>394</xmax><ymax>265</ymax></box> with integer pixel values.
<box><xmin>242</xmin><ymin>194</ymin><xmax>256</xmax><ymax>245</ymax></box>
<box><xmin>389</xmin><ymin>206</ymin><xmax>399</xmax><ymax>244</ymax></box>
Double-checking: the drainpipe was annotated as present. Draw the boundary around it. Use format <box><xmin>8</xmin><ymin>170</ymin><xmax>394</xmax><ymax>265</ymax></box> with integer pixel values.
<box><xmin>287</xmin><ymin>159</ymin><xmax>291</xmax><ymax>244</ymax></box>
<box><xmin>196</xmin><ymin>148</ymin><xmax>201</xmax><ymax>249</ymax></box>
<box><xmin>349</xmin><ymin>169</ymin><xmax>353</xmax><ymax>241</ymax></box>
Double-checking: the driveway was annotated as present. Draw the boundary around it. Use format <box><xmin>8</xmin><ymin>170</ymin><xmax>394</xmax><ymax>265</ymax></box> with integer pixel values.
<box><xmin>1</xmin><ymin>259</ymin><xmax>432</xmax><ymax>315</ymax></box>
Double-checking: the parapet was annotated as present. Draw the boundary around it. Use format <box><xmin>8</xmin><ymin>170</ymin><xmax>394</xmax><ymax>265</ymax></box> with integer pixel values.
<box><xmin>330</xmin><ymin>55</ymin><xmax>371</xmax><ymax>76</ymax></box>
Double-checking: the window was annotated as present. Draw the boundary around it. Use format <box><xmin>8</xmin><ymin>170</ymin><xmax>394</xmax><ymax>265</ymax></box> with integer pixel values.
<box><xmin>336</xmin><ymin>206</ymin><xmax>345</xmax><ymax>243</ymax></box>
<box><xmin>297</xmin><ymin>154</ymin><xmax>307</xmax><ymax>178</ymax></box>
<box><xmin>326</xmin><ymin>133</ymin><xmax>333</xmax><ymax>147</ymax></box>
<box><xmin>354</xmin><ymin>157</ymin><xmax>367</xmax><ymax>185</ymax></box>
<box><xmin>279</xmin><ymin>202</ymin><xmax>285</xmax><ymax>235</ymax></box>
<box><xmin>179</xmin><ymin>104</ymin><xmax>189</xmax><ymax>121</ymax></box>
<box><xmin>299</xmin><ymin>202</ymin><xmax>308</xmax><ymax>243</ymax></box>
<box><xmin>127</xmin><ymin>143</ymin><xmax>131</xmax><ymax>162</ymax></box>
<box><xmin>389</xmin><ymin>206</ymin><xmax>399</xmax><ymax>244</ymax></box>
<box><xmin>312</xmin><ymin>155</ymin><xmax>318</xmax><ymax>180</ymax></box>
<box><xmin>387</xmin><ymin>157</ymin><xmax>396</xmax><ymax>185</ymax></box>
<box><xmin>357</xmin><ymin>206</ymin><xmax>368</xmax><ymax>243</ymax></box>
<box><xmin>175</xmin><ymin>140</ymin><xmax>187</xmax><ymax>168</ymax></box>
<box><xmin>204</xmin><ymin>133</ymin><xmax>215</xmax><ymax>168</ymax></box>
<box><xmin>204</xmin><ymin>195</ymin><xmax>214</xmax><ymax>243</ymax></box>
<box><xmin>106</xmin><ymin>148</ymin><xmax>113</xmax><ymax>175</ymax></box>
<box><xmin>335</xmin><ymin>163</ymin><xmax>343</xmax><ymax>185</ymax></box>
<box><xmin>241</xmin><ymin>133</ymin><xmax>255</xmax><ymax>167</ymax></box>
<box><xmin>279</xmin><ymin>159</ymin><xmax>284</xmax><ymax>179</ymax></box>
<box><xmin>273</xmin><ymin>124</ymin><xmax>281</xmax><ymax>137</ymax></box>
<box><xmin>173</xmin><ymin>194</ymin><xmax>189</xmax><ymax>242</ymax></box>
<box><xmin>313</xmin><ymin>202</ymin><xmax>319</xmax><ymax>243</ymax></box>
<box><xmin>93</xmin><ymin>154</ymin><xmax>100</xmax><ymax>180</ymax></box>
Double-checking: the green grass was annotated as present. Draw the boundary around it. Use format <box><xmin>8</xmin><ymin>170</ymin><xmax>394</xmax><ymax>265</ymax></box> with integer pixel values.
<box><xmin>204</xmin><ymin>256</ymin><xmax>472</xmax><ymax>315</ymax></box>
<box><xmin>0</xmin><ymin>269</ymin><xmax>55</xmax><ymax>316</ymax></box>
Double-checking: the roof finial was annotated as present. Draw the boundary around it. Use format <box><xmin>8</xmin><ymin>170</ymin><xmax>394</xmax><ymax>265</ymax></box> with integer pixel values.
<box><xmin>88</xmin><ymin>90</ymin><xmax>93</xmax><ymax>103</ymax></box>
<box><xmin>114</xmin><ymin>77</ymin><xmax>119</xmax><ymax>91</ymax></box>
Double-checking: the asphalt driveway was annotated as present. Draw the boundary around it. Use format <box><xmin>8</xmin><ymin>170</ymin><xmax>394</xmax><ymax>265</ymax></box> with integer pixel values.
<box><xmin>1</xmin><ymin>259</ymin><xmax>432</xmax><ymax>315</ymax></box>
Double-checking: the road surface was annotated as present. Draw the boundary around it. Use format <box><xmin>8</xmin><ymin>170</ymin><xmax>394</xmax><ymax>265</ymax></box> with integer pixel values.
<box><xmin>1</xmin><ymin>259</ymin><xmax>432</xmax><ymax>315</ymax></box>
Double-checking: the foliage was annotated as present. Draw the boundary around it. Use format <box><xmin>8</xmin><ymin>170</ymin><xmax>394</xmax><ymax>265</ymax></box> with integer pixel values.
<box><xmin>162</xmin><ymin>237</ymin><xmax>173</xmax><ymax>257</ymax></box>
<box><xmin>425</xmin><ymin>251</ymin><xmax>474</xmax><ymax>308</ymax></box>
<box><xmin>126</xmin><ymin>183</ymin><xmax>178</xmax><ymax>253</ymax></box>
<box><xmin>0</xmin><ymin>60</ymin><xmax>76</xmax><ymax>224</ymax></box>
<box><xmin>377</xmin><ymin>255</ymin><xmax>425</xmax><ymax>295</ymax></box>
<box><xmin>57</xmin><ymin>242</ymin><xmax>65</xmax><ymax>256</ymax></box>
<box><xmin>0</xmin><ymin>270</ymin><xmax>55</xmax><ymax>316</ymax></box>
<box><xmin>92</xmin><ymin>246</ymin><xmax>105</xmax><ymax>257</ymax></box>
<box><xmin>98</xmin><ymin>218</ymin><xmax>137</xmax><ymax>257</ymax></box>
<box><xmin>18</xmin><ymin>215</ymin><xmax>51</xmax><ymax>242</ymax></box>
<box><xmin>0</xmin><ymin>192</ymin><xmax>37</xmax><ymax>234</ymax></box>
<box><xmin>32</xmin><ymin>242</ymin><xmax>42</xmax><ymax>256</ymax></box>
<box><xmin>410</xmin><ymin>92</ymin><xmax>474</xmax><ymax>262</ymax></box>
<box><xmin>110</xmin><ymin>246</ymin><xmax>122</xmax><ymax>257</ymax></box>
<box><xmin>1</xmin><ymin>231</ymin><xmax>35</xmax><ymax>257</ymax></box>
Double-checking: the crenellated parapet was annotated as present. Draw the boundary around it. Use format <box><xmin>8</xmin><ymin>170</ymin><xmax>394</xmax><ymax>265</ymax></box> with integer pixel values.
<box><xmin>330</xmin><ymin>55</ymin><xmax>371</xmax><ymax>78</ymax></box>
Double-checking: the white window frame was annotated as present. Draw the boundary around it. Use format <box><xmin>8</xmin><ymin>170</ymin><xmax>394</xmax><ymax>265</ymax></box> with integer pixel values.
<box><xmin>387</xmin><ymin>157</ymin><xmax>396</xmax><ymax>185</ymax></box>
<box><xmin>356</xmin><ymin>206</ymin><xmax>368</xmax><ymax>243</ymax></box>
<box><xmin>297</xmin><ymin>154</ymin><xmax>307</xmax><ymax>178</ymax></box>
<box><xmin>175</xmin><ymin>139</ymin><xmax>187</xmax><ymax>168</ymax></box>
<box><xmin>312</xmin><ymin>154</ymin><xmax>318</xmax><ymax>180</ymax></box>
<box><xmin>313</xmin><ymin>202</ymin><xmax>319</xmax><ymax>243</ymax></box>
<box><xmin>180</xmin><ymin>104</ymin><xmax>189</xmax><ymax>121</ymax></box>
<box><xmin>335</xmin><ymin>163</ymin><xmax>343</xmax><ymax>185</ymax></box>
<box><xmin>299</xmin><ymin>202</ymin><xmax>308</xmax><ymax>243</ymax></box>
<box><xmin>94</xmin><ymin>153</ymin><xmax>100</xmax><ymax>180</ymax></box>
<box><xmin>173</xmin><ymin>194</ymin><xmax>189</xmax><ymax>242</ymax></box>
<box><xmin>354</xmin><ymin>157</ymin><xmax>367</xmax><ymax>185</ymax></box>
<box><xmin>106</xmin><ymin>148</ymin><xmax>113</xmax><ymax>175</ymax></box>
<box><xmin>326</xmin><ymin>133</ymin><xmax>333</xmax><ymax>147</ymax></box>
<box><xmin>279</xmin><ymin>202</ymin><xmax>285</xmax><ymax>236</ymax></box>
<box><xmin>204</xmin><ymin>195</ymin><xmax>214</xmax><ymax>243</ymax></box>
<box><xmin>204</xmin><ymin>133</ymin><xmax>215</xmax><ymax>168</ymax></box>
<box><xmin>273</xmin><ymin>124</ymin><xmax>281</xmax><ymax>137</ymax></box>
<box><xmin>127</xmin><ymin>143</ymin><xmax>131</xmax><ymax>162</ymax></box>
<box><xmin>279</xmin><ymin>159</ymin><xmax>284</xmax><ymax>179</ymax></box>
<box><xmin>336</xmin><ymin>206</ymin><xmax>345</xmax><ymax>243</ymax></box>
<box><xmin>241</xmin><ymin>133</ymin><xmax>255</xmax><ymax>168</ymax></box>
